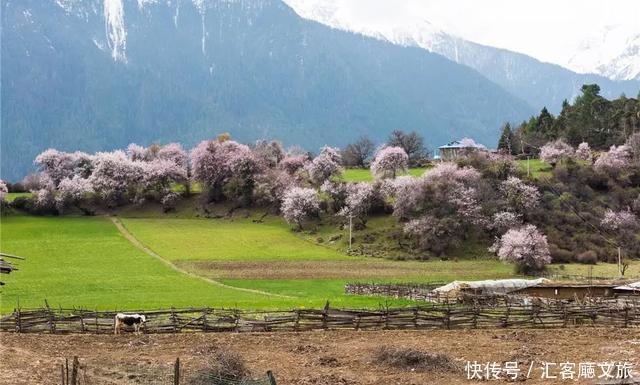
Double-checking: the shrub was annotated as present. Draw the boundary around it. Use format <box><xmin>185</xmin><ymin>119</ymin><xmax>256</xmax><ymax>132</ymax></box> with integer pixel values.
<box><xmin>191</xmin><ymin>348</ymin><xmax>250</xmax><ymax>384</ymax></box>
<box><xmin>372</xmin><ymin>346</ymin><xmax>458</xmax><ymax>372</ymax></box>
<box><xmin>576</xmin><ymin>250</ymin><xmax>598</xmax><ymax>264</ymax></box>
<box><xmin>161</xmin><ymin>192</ymin><xmax>180</xmax><ymax>212</ymax></box>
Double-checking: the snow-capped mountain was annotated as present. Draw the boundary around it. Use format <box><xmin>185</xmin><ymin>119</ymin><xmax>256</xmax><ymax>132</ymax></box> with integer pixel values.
<box><xmin>564</xmin><ymin>25</ymin><xmax>640</xmax><ymax>81</ymax></box>
<box><xmin>284</xmin><ymin>0</ymin><xmax>640</xmax><ymax>85</ymax></box>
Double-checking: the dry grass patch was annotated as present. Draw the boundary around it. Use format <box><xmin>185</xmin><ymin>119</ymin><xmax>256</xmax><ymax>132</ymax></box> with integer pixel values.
<box><xmin>372</xmin><ymin>346</ymin><xmax>459</xmax><ymax>373</ymax></box>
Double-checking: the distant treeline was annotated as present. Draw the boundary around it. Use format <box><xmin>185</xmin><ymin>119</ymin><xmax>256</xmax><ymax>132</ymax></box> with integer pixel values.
<box><xmin>498</xmin><ymin>84</ymin><xmax>640</xmax><ymax>155</ymax></box>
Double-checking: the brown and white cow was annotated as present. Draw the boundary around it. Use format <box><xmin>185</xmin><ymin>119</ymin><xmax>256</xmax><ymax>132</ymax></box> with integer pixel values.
<box><xmin>114</xmin><ymin>313</ymin><xmax>146</xmax><ymax>335</ymax></box>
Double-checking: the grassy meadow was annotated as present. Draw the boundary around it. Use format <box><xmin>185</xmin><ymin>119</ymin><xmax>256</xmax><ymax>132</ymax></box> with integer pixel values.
<box><xmin>2</xmin><ymin>156</ymin><xmax>637</xmax><ymax>314</ymax></box>
<box><xmin>341</xmin><ymin>167</ymin><xmax>430</xmax><ymax>182</ymax></box>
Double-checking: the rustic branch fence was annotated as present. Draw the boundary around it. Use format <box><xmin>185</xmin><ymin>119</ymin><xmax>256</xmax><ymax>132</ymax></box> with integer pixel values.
<box><xmin>2</xmin><ymin>300</ymin><xmax>640</xmax><ymax>334</ymax></box>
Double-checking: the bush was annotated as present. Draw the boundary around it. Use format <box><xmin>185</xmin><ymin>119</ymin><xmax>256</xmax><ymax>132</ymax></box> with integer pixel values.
<box><xmin>191</xmin><ymin>348</ymin><xmax>250</xmax><ymax>384</ymax></box>
<box><xmin>576</xmin><ymin>250</ymin><xmax>598</xmax><ymax>264</ymax></box>
<box><xmin>372</xmin><ymin>346</ymin><xmax>458</xmax><ymax>373</ymax></box>
<box><xmin>549</xmin><ymin>244</ymin><xmax>573</xmax><ymax>263</ymax></box>
<box><xmin>161</xmin><ymin>192</ymin><xmax>180</xmax><ymax>213</ymax></box>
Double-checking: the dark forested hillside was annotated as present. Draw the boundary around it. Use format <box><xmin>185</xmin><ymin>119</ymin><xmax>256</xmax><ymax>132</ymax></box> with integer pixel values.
<box><xmin>0</xmin><ymin>0</ymin><xmax>535</xmax><ymax>181</ymax></box>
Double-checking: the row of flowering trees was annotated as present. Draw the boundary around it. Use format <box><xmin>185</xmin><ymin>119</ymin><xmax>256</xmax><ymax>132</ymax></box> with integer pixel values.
<box><xmin>540</xmin><ymin>133</ymin><xmax>639</xmax><ymax>177</ymax></box>
<box><xmin>5</xmin><ymin>132</ymin><xmax>639</xmax><ymax>273</ymax></box>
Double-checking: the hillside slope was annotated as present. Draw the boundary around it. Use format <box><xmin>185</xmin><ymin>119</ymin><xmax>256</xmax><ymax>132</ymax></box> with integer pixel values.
<box><xmin>1</xmin><ymin>0</ymin><xmax>534</xmax><ymax>181</ymax></box>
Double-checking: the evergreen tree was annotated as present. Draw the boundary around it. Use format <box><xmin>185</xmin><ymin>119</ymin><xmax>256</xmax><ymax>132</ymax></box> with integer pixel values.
<box><xmin>497</xmin><ymin>123</ymin><xmax>514</xmax><ymax>154</ymax></box>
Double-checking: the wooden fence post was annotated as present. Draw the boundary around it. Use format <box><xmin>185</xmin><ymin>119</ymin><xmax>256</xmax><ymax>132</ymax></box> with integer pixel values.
<box><xmin>79</xmin><ymin>309</ymin><xmax>85</xmax><ymax>333</ymax></box>
<box><xmin>322</xmin><ymin>301</ymin><xmax>329</xmax><ymax>330</ymax></box>
<box><xmin>71</xmin><ymin>356</ymin><xmax>78</xmax><ymax>385</ymax></box>
<box><xmin>202</xmin><ymin>309</ymin><xmax>208</xmax><ymax>332</ymax></box>
<box><xmin>173</xmin><ymin>357</ymin><xmax>180</xmax><ymax>385</ymax></box>
<box><xmin>16</xmin><ymin>308</ymin><xmax>22</xmax><ymax>333</ymax></box>
<box><xmin>45</xmin><ymin>299</ymin><xmax>56</xmax><ymax>334</ymax></box>
<box><xmin>65</xmin><ymin>358</ymin><xmax>69</xmax><ymax>385</ymax></box>
<box><xmin>61</xmin><ymin>364</ymin><xmax>65</xmax><ymax>385</ymax></box>
<box><xmin>267</xmin><ymin>370</ymin><xmax>277</xmax><ymax>385</ymax></box>
<box><xmin>171</xmin><ymin>308</ymin><xmax>178</xmax><ymax>332</ymax></box>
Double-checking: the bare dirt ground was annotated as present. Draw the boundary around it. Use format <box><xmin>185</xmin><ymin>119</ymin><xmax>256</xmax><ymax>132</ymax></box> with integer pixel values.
<box><xmin>176</xmin><ymin>260</ymin><xmax>433</xmax><ymax>280</ymax></box>
<box><xmin>1</xmin><ymin>328</ymin><xmax>639</xmax><ymax>385</ymax></box>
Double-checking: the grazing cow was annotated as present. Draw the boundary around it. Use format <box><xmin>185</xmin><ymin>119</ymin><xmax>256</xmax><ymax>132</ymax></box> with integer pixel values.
<box><xmin>114</xmin><ymin>313</ymin><xmax>146</xmax><ymax>335</ymax></box>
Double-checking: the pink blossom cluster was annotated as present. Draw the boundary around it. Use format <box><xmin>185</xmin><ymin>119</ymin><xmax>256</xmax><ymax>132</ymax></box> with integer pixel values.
<box><xmin>490</xmin><ymin>224</ymin><xmax>551</xmax><ymax>270</ymax></box>
<box><xmin>491</xmin><ymin>211</ymin><xmax>522</xmax><ymax>234</ymax></box>
<box><xmin>0</xmin><ymin>180</ymin><xmax>7</xmax><ymax>202</ymax></box>
<box><xmin>594</xmin><ymin>145</ymin><xmax>631</xmax><ymax>175</ymax></box>
<box><xmin>89</xmin><ymin>150</ymin><xmax>144</xmax><ymax>204</ymax></box>
<box><xmin>34</xmin><ymin>149</ymin><xmax>94</xmax><ymax>186</ymax></box>
<box><xmin>540</xmin><ymin>140</ymin><xmax>574</xmax><ymax>165</ymax></box>
<box><xmin>279</xmin><ymin>155</ymin><xmax>308</xmax><ymax>175</ymax></box>
<box><xmin>306</xmin><ymin>147</ymin><xmax>342</xmax><ymax>185</ymax></box>
<box><xmin>500</xmin><ymin>176</ymin><xmax>540</xmax><ymax>213</ymax></box>
<box><xmin>281</xmin><ymin>187</ymin><xmax>320</xmax><ymax>229</ymax></box>
<box><xmin>338</xmin><ymin>182</ymin><xmax>375</xmax><ymax>221</ymax></box>
<box><xmin>575</xmin><ymin>142</ymin><xmax>592</xmax><ymax>162</ymax></box>
<box><xmin>254</xmin><ymin>140</ymin><xmax>285</xmax><ymax>167</ymax></box>
<box><xmin>190</xmin><ymin>139</ymin><xmax>259</xmax><ymax>190</ymax></box>
<box><xmin>56</xmin><ymin>175</ymin><xmax>93</xmax><ymax>210</ymax></box>
<box><xmin>601</xmin><ymin>209</ymin><xmax>639</xmax><ymax>231</ymax></box>
<box><xmin>370</xmin><ymin>146</ymin><xmax>408</xmax><ymax>179</ymax></box>
<box><xmin>253</xmin><ymin>169</ymin><xmax>296</xmax><ymax>207</ymax></box>
<box><xmin>141</xmin><ymin>159</ymin><xmax>188</xmax><ymax>193</ymax></box>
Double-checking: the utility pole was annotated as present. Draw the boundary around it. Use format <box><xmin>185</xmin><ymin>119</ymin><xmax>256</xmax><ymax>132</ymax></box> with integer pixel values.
<box><xmin>348</xmin><ymin>214</ymin><xmax>353</xmax><ymax>250</ymax></box>
<box><xmin>618</xmin><ymin>246</ymin><xmax>623</xmax><ymax>278</ymax></box>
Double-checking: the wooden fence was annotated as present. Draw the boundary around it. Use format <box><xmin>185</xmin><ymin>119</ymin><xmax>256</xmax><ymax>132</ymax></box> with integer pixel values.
<box><xmin>345</xmin><ymin>282</ymin><xmax>446</xmax><ymax>301</ymax></box>
<box><xmin>2</xmin><ymin>301</ymin><xmax>640</xmax><ymax>334</ymax></box>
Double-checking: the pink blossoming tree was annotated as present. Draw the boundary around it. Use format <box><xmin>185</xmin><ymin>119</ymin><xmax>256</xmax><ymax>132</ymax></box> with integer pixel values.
<box><xmin>370</xmin><ymin>146</ymin><xmax>408</xmax><ymax>179</ymax></box>
<box><xmin>594</xmin><ymin>145</ymin><xmax>631</xmax><ymax>176</ymax></box>
<box><xmin>0</xmin><ymin>180</ymin><xmax>7</xmax><ymax>202</ymax></box>
<box><xmin>281</xmin><ymin>187</ymin><xmax>320</xmax><ymax>230</ymax></box>
<box><xmin>500</xmin><ymin>176</ymin><xmax>541</xmax><ymax>214</ymax></box>
<box><xmin>575</xmin><ymin>142</ymin><xmax>592</xmax><ymax>162</ymax></box>
<box><xmin>306</xmin><ymin>147</ymin><xmax>342</xmax><ymax>185</ymax></box>
<box><xmin>490</xmin><ymin>224</ymin><xmax>551</xmax><ymax>273</ymax></box>
<box><xmin>540</xmin><ymin>140</ymin><xmax>574</xmax><ymax>166</ymax></box>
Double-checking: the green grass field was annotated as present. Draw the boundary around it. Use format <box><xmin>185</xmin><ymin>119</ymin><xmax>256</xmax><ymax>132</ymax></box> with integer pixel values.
<box><xmin>119</xmin><ymin>217</ymin><xmax>350</xmax><ymax>262</ymax></box>
<box><xmin>4</xmin><ymin>192</ymin><xmax>32</xmax><ymax>202</ymax></box>
<box><xmin>1</xmin><ymin>207</ymin><xmax>637</xmax><ymax>313</ymax></box>
<box><xmin>516</xmin><ymin>158</ymin><xmax>552</xmax><ymax>179</ymax></box>
<box><xmin>341</xmin><ymin>167</ymin><xmax>430</xmax><ymax>182</ymax></box>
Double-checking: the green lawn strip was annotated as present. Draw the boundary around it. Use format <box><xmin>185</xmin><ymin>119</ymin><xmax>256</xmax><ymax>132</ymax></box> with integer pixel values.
<box><xmin>516</xmin><ymin>158</ymin><xmax>552</xmax><ymax>179</ymax></box>
<box><xmin>4</xmin><ymin>192</ymin><xmax>32</xmax><ymax>202</ymax></box>
<box><xmin>0</xmin><ymin>215</ymin><xmax>281</xmax><ymax>312</ymax></box>
<box><xmin>119</xmin><ymin>217</ymin><xmax>353</xmax><ymax>262</ymax></box>
<box><xmin>341</xmin><ymin>167</ymin><xmax>430</xmax><ymax>182</ymax></box>
<box><xmin>219</xmin><ymin>279</ymin><xmax>417</xmax><ymax>309</ymax></box>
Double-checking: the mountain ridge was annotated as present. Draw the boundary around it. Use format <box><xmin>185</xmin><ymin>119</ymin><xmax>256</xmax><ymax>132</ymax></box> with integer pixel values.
<box><xmin>1</xmin><ymin>0</ymin><xmax>534</xmax><ymax>181</ymax></box>
<box><xmin>284</xmin><ymin>0</ymin><xmax>640</xmax><ymax>111</ymax></box>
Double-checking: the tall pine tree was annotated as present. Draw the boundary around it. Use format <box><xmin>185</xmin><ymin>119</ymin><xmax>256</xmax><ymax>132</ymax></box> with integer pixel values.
<box><xmin>497</xmin><ymin>122</ymin><xmax>514</xmax><ymax>154</ymax></box>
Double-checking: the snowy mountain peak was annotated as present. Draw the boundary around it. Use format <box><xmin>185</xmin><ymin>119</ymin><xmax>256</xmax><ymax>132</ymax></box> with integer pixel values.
<box><xmin>283</xmin><ymin>0</ymin><xmax>640</xmax><ymax>82</ymax></box>
<box><xmin>566</xmin><ymin>25</ymin><xmax>640</xmax><ymax>81</ymax></box>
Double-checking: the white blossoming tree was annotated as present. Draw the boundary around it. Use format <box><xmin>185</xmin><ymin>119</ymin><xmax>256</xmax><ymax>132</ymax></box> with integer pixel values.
<box><xmin>490</xmin><ymin>224</ymin><xmax>551</xmax><ymax>273</ymax></box>
<box><xmin>281</xmin><ymin>187</ymin><xmax>320</xmax><ymax>230</ymax></box>
<box><xmin>370</xmin><ymin>146</ymin><xmax>408</xmax><ymax>179</ymax></box>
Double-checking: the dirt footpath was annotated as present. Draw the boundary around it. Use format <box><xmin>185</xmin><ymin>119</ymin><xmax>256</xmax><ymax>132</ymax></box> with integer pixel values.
<box><xmin>1</xmin><ymin>328</ymin><xmax>639</xmax><ymax>385</ymax></box>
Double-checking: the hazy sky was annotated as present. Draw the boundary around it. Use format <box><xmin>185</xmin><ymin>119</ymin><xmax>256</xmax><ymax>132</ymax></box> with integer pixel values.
<box><xmin>286</xmin><ymin>0</ymin><xmax>640</xmax><ymax>69</ymax></box>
